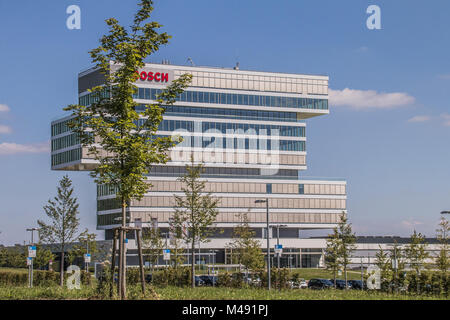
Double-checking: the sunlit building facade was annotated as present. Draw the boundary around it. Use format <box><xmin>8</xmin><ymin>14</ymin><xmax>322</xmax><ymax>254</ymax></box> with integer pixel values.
<box><xmin>51</xmin><ymin>62</ymin><xmax>347</xmax><ymax>267</ymax></box>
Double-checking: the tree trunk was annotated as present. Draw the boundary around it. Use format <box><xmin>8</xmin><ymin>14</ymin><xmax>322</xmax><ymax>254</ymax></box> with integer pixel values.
<box><xmin>333</xmin><ymin>270</ymin><xmax>336</xmax><ymax>289</ymax></box>
<box><xmin>120</xmin><ymin>200</ymin><xmax>127</xmax><ymax>299</ymax></box>
<box><xmin>344</xmin><ymin>266</ymin><xmax>348</xmax><ymax>290</ymax></box>
<box><xmin>60</xmin><ymin>249</ymin><xmax>64</xmax><ymax>286</ymax></box>
<box><xmin>191</xmin><ymin>238</ymin><xmax>195</xmax><ymax>288</ymax></box>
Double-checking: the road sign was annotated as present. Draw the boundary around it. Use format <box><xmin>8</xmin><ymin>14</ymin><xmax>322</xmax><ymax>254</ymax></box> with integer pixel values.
<box><xmin>124</xmin><ymin>238</ymin><xmax>128</xmax><ymax>244</ymax></box>
<box><xmin>84</xmin><ymin>253</ymin><xmax>91</xmax><ymax>263</ymax></box>
<box><xmin>28</xmin><ymin>246</ymin><xmax>36</xmax><ymax>258</ymax></box>
<box><xmin>163</xmin><ymin>249</ymin><xmax>171</xmax><ymax>261</ymax></box>
<box><xmin>27</xmin><ymin>257</ymin><xmax>32</xmax><ymax>266</ymax></box>
<box><xmin>392</xmin><ymin>259</ymin><xmax>398</xmax><ymax>269</ymax></box>
<box><xmin>274</xmin><ymin>244</ymin><xmax>283</xmax><ymax>255</ymax></box>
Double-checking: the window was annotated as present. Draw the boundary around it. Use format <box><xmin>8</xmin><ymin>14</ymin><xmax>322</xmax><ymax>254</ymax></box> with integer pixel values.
<box><xmin>299</xmin><ymin>184</ymin><xmax>304</xmax><ymax>194</ymax></box>
<box><xmin>266</xmin><ymin>184</ymin><xmax>272</xmax><ymax>194</ymax></box>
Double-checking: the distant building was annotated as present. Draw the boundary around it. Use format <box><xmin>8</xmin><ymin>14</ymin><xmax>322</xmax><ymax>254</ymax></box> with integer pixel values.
<box><xmin>51</xmin><ymin>61</ymin><xmax>348</xmax><ymax>266</ymax></box>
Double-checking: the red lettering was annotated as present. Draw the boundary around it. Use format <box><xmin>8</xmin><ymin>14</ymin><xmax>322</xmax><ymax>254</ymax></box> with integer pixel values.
<box><xmin>147</xmin><ymin>72</ymin><xmax>154</xmax><ymax>81</ymax></box>
<box><xmin>161</xmin><ymin>73</ymin><xmax>168</xmax><ymax>82</ymax></box>
<box><xmin>154</xmin><ymin>72</ymin><xmax>160</xmax><ymax>82</ymax></box>
<box><xmin>140</xmin><ymin>71</ymin><xmax>147</xmax><ymax>80</ymax></box>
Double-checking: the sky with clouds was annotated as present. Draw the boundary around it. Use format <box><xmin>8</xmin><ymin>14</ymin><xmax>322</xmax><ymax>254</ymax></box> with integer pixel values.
<box><xmin>0</xmin><ymin>0</ymin><xmax>449</xmax><ymax>245</ymax></box>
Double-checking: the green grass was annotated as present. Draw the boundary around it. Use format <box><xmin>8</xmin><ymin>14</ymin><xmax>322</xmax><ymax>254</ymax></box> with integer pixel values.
<box><xmin>0</xmin><ymin>285</ymin><xmax>99</xmax><ymax>300</ymax></box>
<box><xmin>0</xmin><ymin>284</ymin><xmax>446</xmax><ymax>300</ymax></box>
<box><xmin>155</xmin><ymin>286</ymin><xmax>446</xmax><ymax>300</ymax></box>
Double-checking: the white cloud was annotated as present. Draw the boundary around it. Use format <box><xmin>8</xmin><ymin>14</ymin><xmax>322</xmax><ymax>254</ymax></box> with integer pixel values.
<box><xmin>440</xmin><ymin>113</ymin><xmax>450</xmax><ymax>126</ymax></box>
<box><xmin>329</xmin><ymin>88</ymin><xmax>415</xmax><ymax>110</ymax></box>
<box><xmin>0</xmin><ymin>141</ymin><xmax>50</xmax><ymax>155</ymax></box>
<box><xmin>438</xmin><ymin>74</ymin><xmax>450</xmax><ymax>80</ymax></box>
<box><xmin>407</xmin><ymin>115</ymin><xmax>431</xmax><ymax>123</ymax></box>
<box><xmin>0</xmin><ymin>104</ymin><xmax>10</xmax><ymax>112</ymax></box>
<box><xmin>356</xmin><ymin>46</ymin><xmax>369</xmax><ymax>52</ymax></box>
<box><xmin>0</xmin><ymin>125</ymin><xmax>12</xmax><ymax>134</ymax></box>
<box><xmin>401</xmin><ymin>219</ymin><xmax>423</xmax><ymax>229</ymax></box>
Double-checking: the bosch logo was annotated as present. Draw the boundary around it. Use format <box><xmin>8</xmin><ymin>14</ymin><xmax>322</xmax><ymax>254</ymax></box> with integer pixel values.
<box><xmin>136</xmin><ymin>71</ymin><xmax>169</xmax><ymax>82</ymax></box>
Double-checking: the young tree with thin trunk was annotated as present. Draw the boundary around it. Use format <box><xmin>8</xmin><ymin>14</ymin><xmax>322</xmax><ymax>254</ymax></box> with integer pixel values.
<box><xmin>38</xmin><ymin>175</ymin><xmax>80</xmax><ymax>286</ymax></box>
<box><xmin>336</xmin><ymin>213</ymin><xmax>356</xmax><ymax>289</ymax></box>
<box><xmin>404</xmin><ymin>230</ymin><xmax>429</xmax><ymax>293</ymax></box>
<box><xmin>172</xmin><ymin>160</ymin><xmax>219</xmax><ymax>288</ymax></box>
<box><xmin>324</xmin><ymin>227</ymin><xmax>341</xmax><ymax>288</ymax></box>
<box><xmin>142</xmin><ymin>227</ymin><xmax>163</xmax><ymax>272</ymax></box>
<box><xmin>227</xmin><ymin>211</ymin><xmax>265</xmax><ymax>273</ymax></box>
<box><xmin>375</xmin><ymin>246</ymin><xmax>393</xmax><ymax>291</ymax></box>
<box><xmin>64</xmin><ymin>0</ymin><xmax>191</xmax><ymax>299</ymax></box>
<box><xmin>435</xmin><ymin>217</ymin><xmax>449</xmax><ymax>274</ymax></box>
<box><xmin>67</xmin><ymin>229</ymin><xmax>98</xmax><ymax>266</ymax></box>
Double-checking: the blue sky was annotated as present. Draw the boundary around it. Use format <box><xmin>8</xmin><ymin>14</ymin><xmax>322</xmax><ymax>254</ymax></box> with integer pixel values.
<box><xmin>0</xmin><ymin>0</ymin><xmax>449</xmax><ymax>245</ymax></box>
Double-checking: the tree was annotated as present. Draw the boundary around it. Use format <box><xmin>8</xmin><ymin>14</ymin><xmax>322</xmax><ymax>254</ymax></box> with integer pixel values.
<box><xmin>142</xmin><ymin>227</ymin><xmax>163</xmax><ymax>272</ymax></box>
<box><xmin>324</xmin><ymin>227</ymin><xmax>341</xmax><ymax>288</ymax></box>
<box><xmin>34</xmin><ymin>244</ymin><xmax>55</xmax><ymax>270</ymax></box>
<box><xmin>227</xmin><ymin>212</ymin><xmax>265</xmax><ymax>273</ymax></box>
<box><xmin>390</xmin><ymin>241</ymin><xmax>406</xmax><ymax>291</ymax></box>
<box><xmin>64</xmin><ymin>0</ymin><xmax>191</xmax><ymax>299</ymax></box>
<box><xmin>171</xmin><ymin>160</ymin><xmax>219</xmax><ymax>288</ymax></box>
<box><xmin>404</xmin><ymin>230</ymin><xmax>430</xmax><ymax>274</ymax></box>
<box><xmin>375</xmin><ymin>246</ymin><xmax>393</xmax><ymax>291</ymax></box>
<box><xmin>38</xmin><ymin>175</ymin><xmax>80</xmax><ymax>286</ymax></box>
<box><xmin>67</xmin><ymin>229</ymin><xmax>98</xmax><ymax>267</ymax></box>
<box><xmin>404</xmin><ymin>230</ymin><xmax>430</xmax><ymax>293</ymax></box>
<box><xmin>435</xmin><ymin>217</ymin><xmax>449</xmax><ymax>274</ymax></box>
<box><xmin>336</xmin><ymin>213</ymin><xmax>356</xmax><ymax>289</ymax></box>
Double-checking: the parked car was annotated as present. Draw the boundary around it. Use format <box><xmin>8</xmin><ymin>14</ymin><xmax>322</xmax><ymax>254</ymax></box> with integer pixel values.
<box><xmin>194</xmin><ymin>275</ymin><xmax>205</xmax><ymax>286</ymax></box>
<box><xmin>307</xmin><ymin>278</ymin><xmax>334</xmax><ymax>290</ymax></box>
<box><xmin>330</xmin><ymin>279</ymin><xmax>352</xmax><ymax>290</ymax></box>
<box><xmin>348</xmin><ymin>280</ymin><xmax>366</xmax><ymax>290</ymax></box>
<box><xmin>298</xmin><ymin>278</ymin><xmax>308</xmax><ymax>289</ymax></box>
<box><xmin>199</xmin><ymin>275</ymin><xmax>218</xmax><ymax>286</ymax></box>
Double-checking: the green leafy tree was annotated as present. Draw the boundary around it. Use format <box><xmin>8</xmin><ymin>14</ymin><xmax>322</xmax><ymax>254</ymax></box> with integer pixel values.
<box><xmin>375</xmin><ymin>246</ymin><xmax>393</xmax><ymax>291</ymax></box>
<box><xmin>63</xmin><ymin>0</ymin><xmax>191</xmax><ymax>298</ymax></box>
<box><xmin>34</xmin><ymin>244</ymin><xmax>55</xmax><ymax>270</ymax></box>
<box><xmin>404</xmin><ymin>230</ymin><xmax>430</xmax><ymax>274</ymax></box>
<box><xmin>390</xmin><ymin>241</ymin><xmax>406</xmax><ymax>291</ymax></box>
<box><xmin>142</xmin><ymin>227</ymin><xmax>163</xmax><ymax>272</ymax></box>
<box><xmin>67</xmin><ymin>229</ymin><xmax>98</xmax><ymax>266</ymax></box>
<box><xmin>404</xmin><ymin>230</ymin><xmax>430</xmax><ymax>293</ymax></box>
<box><xmin>171</xmin><ymin>160</ymin><xmax>220</xmax><ymax>288</ymax></box>
<box><xmin>435</xmin><ymin>217</ymin><xmax>449</xmax><ymax>274</ymax></box>
<box><xmin>324</xmin><ymin>227</ymin><xmax>341</xmax><ymax>288</ymax></box>
<box><xmin>38</xmin><ymin>175</ymin><xmax>80</xmax><ymax>286</ymax></box>
<box><xmin>336</xmin><ymin>213</ymin><xmax>356</xmax><ymax>289</ymax></box>
<box><xmin>227</xmin><ymin>212</ymin><xmax>265</xmax><ymax>273</ymax></box>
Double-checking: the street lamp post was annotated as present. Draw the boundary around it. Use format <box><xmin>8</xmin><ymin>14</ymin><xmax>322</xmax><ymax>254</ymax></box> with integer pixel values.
<box><xmin>270</xmin><ymin>224</ymin><xmax>287</xmax><ymax>268</ymax></box>
<box><xmin>255</xmin><ymin>198</ymin><xmax>271</xmax><ymax>290</ymax></box>
<box><xmin>26</xmin><ymin>228</ymin><xmax>38</xmax><ymax>288</ymax></box>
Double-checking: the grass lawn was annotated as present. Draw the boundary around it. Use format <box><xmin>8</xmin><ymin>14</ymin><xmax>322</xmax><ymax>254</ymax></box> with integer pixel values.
<box><xmin>0</xmin><ymin>284</ymin><xmax>446</xmax><ymax>300</ymax></box>
<box><xmin>155</xmin><ymin>286</ymin><xmax>446</xmax><ymax>300</ymax></box>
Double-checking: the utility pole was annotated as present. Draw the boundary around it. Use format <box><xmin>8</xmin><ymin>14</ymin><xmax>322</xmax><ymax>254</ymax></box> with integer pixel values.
<box><xmin>26</xmin><ymin>228</ymin><xmax>38</xmax><ymax>288</ymax></box>
<box><xmin>255</xmin><ymin>198</ymin><xmax>270</xmax><ymax>290</ymax></box>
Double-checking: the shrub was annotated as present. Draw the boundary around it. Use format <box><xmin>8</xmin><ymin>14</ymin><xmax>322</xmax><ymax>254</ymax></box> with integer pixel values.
<box><xmin>217</xmin><ymin>272</ymin><xmax>233</xmax><ymax>287</ymax></box>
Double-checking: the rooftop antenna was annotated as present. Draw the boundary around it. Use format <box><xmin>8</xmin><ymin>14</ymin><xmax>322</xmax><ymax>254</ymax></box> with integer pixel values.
<box><xmin>187</xmin><ymin>57</ymin><xmax>195</xmax><ymax>66</ymax></box>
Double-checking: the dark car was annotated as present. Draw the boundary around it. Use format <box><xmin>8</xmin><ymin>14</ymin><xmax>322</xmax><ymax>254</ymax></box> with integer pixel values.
<box><xmin>199</xmin><ymin>275</ymin><xmax>218</xmax><ymax>286</ymax></box>
<box><xmin>329</xmin><ymin>279</ymin><xmax>352</xmax><ymax>290</ymax></box>
<box><xmin>194</xmin><ymin>276</ymin><xmax>205</xmax><ymax>286</ymax></box>
<box><xmin>307</xmin><ymin>278</ymin><xmax>334</xmax><ymax>290</ymax></box>
<box><xmin>348</xmin><ymin>280</ymin><xmax>366</xmax><ymax>290</ymax></box>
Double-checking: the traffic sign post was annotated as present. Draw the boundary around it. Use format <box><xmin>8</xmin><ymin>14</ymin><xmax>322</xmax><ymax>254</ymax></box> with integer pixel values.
<box><xmin>274</xmin><ymin>244</ymin><xmax>283</xmax><ymax>255</ymax></box>
<box><xmin>27</xmin><ymin>246</ymin><xmax>36</xmax><ymax>288</ymax></box>
<box><xmin>84</xmin><ymin>253</ymin><xmax>91</xmax><ymax>272</ymax></box>
<box><xmin>163</xmin><ymin>249</ymin><xmax>171</xmax><ymax>261</ymax></box>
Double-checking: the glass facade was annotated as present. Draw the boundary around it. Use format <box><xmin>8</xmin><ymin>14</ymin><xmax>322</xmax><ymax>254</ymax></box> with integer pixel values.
<box><xmin>51</xmin><ymin>148</ymin><xmax>81</xmax><ymax>166</ymax></box>
<box><xmin>132</xmin><ymin>88</ymin><xmax>328</xmax><ymax>110</ymax></box>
